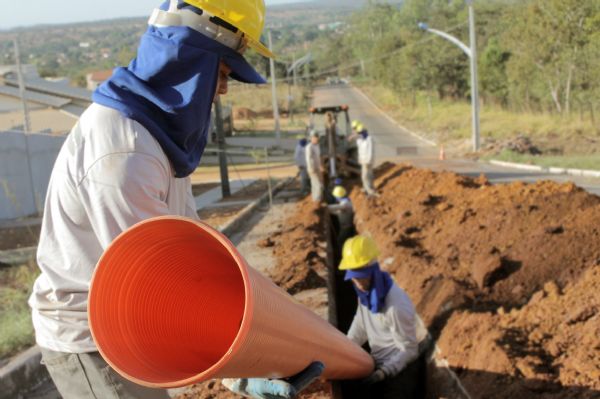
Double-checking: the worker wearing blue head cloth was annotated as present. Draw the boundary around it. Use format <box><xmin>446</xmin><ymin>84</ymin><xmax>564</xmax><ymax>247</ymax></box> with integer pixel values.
<box><xmin>340</xmin><ymin>235</ymin><xmax>420</xmax><ymax>397</ymax></box>
<box><xmin>31</xmin><ymin>1</ymin><xmax>322</xmax><ymax>398</ymax></box>
<box><xmin>93</xmin><ymin>0</ymin><xmax>267</xmax><ymax>177</ymax></box>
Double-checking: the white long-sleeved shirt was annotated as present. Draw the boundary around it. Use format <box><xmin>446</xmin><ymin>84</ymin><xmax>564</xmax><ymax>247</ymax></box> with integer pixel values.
<box><xmin>29</xmin><ymin>103</ymin><xmax>199</xmax><ymax>353</ymax></box>
<box><xmin>347</xmin><ymin>284</ymin><xmax>419</xmax><ymax>377</ymax></box>
<box><xmin>294</xmin><ymin>144</ymin><xmax>306</xmax><ymax>168</ymax></box>
<box><xmin>357</xmin><ymin>135</ymin><xmax>374</xmax><ymax>165</ymax></box>
<box><xmin>305</xmin><ymin>142</ymin><xmax>321</xmax><ymax>174</ymax></box>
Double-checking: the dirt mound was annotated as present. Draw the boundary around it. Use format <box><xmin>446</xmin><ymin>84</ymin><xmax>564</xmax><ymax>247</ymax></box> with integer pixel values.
<box><xmin>483</xmin><ymin>135</ymin><xmax>542</xmax><ymax>155</ymax></box>
<box><xmin>436</xmin><ymin>266</ymin><xmax>600</xmax><ymax>398</ymax></box>
<box><xmin>349</xmin><ymin>163</ymin><xmax>600</xmax><ymax>396</ymax></box>
<box><xmin>269</xmin><ymin>197</ymin><xmax>328</xmax><ymax>295</ymax></box>
<box><xmin>351</xmin><ymin>164</ymin><xmax>600</xmax><ymax>323</ymax></box>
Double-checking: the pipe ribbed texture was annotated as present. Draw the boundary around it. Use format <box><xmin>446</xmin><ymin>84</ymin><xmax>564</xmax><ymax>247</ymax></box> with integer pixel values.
<box><xmin>89</xmin><ymin>216</ymin><xmax>374</xmax><ymax>388</ymax></box>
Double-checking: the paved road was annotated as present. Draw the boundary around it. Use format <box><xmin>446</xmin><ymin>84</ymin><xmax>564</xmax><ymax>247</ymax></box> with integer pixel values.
<box><xmin>312</xmin><ymin>84</ymin><xmax>600</xmax><ymax>196</ymax></box>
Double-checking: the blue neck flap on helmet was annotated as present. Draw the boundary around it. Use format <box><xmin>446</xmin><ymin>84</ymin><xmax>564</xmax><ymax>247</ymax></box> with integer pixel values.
<box><xmin>345</xmin><ymin>262</ymin><xmax>393</xmax><ymax>313</ymax></box>
<box><xmin>93</xmin><ymin>25</ymin><xmax>236</xmax><ymax>177</ymax></box>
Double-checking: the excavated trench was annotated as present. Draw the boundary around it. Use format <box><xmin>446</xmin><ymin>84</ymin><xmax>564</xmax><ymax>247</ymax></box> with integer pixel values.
<box><xmin>323</xmin><ymin>208</ymin><xmax>428</xmax><ymax>399</ymax></box>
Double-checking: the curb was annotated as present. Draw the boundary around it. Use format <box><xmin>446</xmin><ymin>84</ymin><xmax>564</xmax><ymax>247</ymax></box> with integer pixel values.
<box><xmin>0</xmin><ymin>346</ymin><xmax>51</xmax><ymax>399</ymax></box>
<box><xmin>220</xmin><ymin>177</ymin><xmax>293</xmax><ymax>238</ymax></box>
<box><xmin>488</xmin><ymin>159</ymin><xmax>600</xmax><ymax>178</ymax></box>
<box><xmin>351</xmin><ymin>85</ymin><xmax>437</xmax><ymax>147</ymax></box>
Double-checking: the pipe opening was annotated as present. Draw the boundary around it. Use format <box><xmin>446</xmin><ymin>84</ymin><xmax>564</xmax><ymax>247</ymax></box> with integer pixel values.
<box><xmin>89</xmin><ymin>218</ymin><xmax>246</xmax><ymax>386</ymax></box>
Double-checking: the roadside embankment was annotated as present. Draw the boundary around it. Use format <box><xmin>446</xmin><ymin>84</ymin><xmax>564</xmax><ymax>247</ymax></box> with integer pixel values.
<box><xmin>349</xmin><ymin>162</ymin><xmax>600</xmax><ymax>398</ymax></box>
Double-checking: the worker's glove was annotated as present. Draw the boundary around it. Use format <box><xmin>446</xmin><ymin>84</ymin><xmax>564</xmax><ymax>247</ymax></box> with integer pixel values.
<box><xmin>222</xmin><ymin>378</ymin><xmax>296</xmax><ymax>399</ymax></box>
<box><xmin>362</xmin><ymin>368</ymin><xmax>386</xmax><ymax>385</ymax></box>
<box><xmin>222</xmin><ymin>361</ymin><xmax>324</xmax><ymax>399</ymax></box>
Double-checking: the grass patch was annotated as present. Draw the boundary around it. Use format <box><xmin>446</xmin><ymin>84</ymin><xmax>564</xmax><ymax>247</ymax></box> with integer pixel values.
<box><xmin>225</xmin><ymin>84</ymin><xmax>310</xmax><ymax>115</ymax></box>
<box><xmin>357</xmin><ymin>82</ymin><xmax>600</xmax><ymax>145</ymax></box>
<box><xmin>0</xmin><ymin>262</ymin><xmax>39</xmax><ymax>360</ymax></box>
<box><xmin>484</xmin><ymin>150</ymin><xmax>600</xmax><ymax>171</ymax></box>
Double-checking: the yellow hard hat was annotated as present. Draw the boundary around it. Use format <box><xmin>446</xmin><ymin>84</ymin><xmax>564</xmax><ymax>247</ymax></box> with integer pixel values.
<box><xmin>184</xmin><ymin>0</ymin><xmax>274</xmax><ymax>58</ymax></box>
<box><xmin>332</xmin><ymin>186</ymin><xmax>347</xmax><ymax>198</ymax></box>
<box><xmin>339</xmin><ymin>235</ymin><xmax>380</xmax><ymax>270</ymax></box>
<box><xmin>351</xmin><ymin>120</ymin><xmax>361</xmax><ymax>129</ymax></box>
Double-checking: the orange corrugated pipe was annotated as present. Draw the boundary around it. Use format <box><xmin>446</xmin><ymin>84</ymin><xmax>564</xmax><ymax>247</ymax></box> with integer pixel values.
<box><xmin>89</xmin><ymin>216</ymin><xmax>374</xmax><ymax>388</ymax></box>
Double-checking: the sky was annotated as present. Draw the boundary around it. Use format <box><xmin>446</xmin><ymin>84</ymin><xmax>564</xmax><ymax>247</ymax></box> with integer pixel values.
<box><xmin>0</xmin><ymin>0</ymin><xmax>306</xmax><ymax>30</ymax></box>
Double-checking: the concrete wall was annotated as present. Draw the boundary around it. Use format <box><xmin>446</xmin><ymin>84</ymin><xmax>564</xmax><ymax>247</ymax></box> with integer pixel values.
<box><xmin>0</xmin><ymin>132</ymin><xmax>65</xmax><ymax>220</ymax></box>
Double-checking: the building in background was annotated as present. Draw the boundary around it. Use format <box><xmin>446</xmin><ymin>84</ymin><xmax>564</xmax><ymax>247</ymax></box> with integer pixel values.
<box><xmin>0</xmin><ymin>64</ymin><xmax>92</xmax><ymax>135</ymax></box>
<box><xmin>86</xmin><ymin>69</ymin><xmax>113</xmax><ymax>90</ymax></box>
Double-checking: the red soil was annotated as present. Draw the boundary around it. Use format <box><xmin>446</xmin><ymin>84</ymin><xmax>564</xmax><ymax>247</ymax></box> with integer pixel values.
<box><xmin>349</xmin><ymin>163</ymin><xmax>600</xmax><ymax>398</ymax></box>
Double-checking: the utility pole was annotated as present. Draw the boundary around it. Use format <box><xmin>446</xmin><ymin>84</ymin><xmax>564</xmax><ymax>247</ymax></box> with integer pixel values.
<box><xmin>214</xmin><ymin>96</ymin><xmax>230</xmax><ymax>197</ymax></box>
<box><xmin>13</xmin><ymin>38</ymin><xmax>31</xmax><ymax>133</ymax></box>
<box><xmin>292</xmin><ymin>54</ymin><xmax>298</xmax><ymax>87</ymax></box>
<box><xmin>268</xmin><ymin>30</ymin><xmax>281</xmax><ymax>141</ymax></box>
<box><xmin>467</xmin><ymin>0</ymin><xmax>480</xmax><ymax>152</ymax></box>
<box><xmin>418</xmin><ymin>0</ymin><xmax>481</xmax><ymax>152</ymax></box>
<box><xmin>360</xmin><ymin>59</ymin><xmax>366</xmax><ymax>78</ymax></box>
<box><xmin>13</xmin><ymin>37</ymin><xmax>38</xmax><ymax>214</ymax></box>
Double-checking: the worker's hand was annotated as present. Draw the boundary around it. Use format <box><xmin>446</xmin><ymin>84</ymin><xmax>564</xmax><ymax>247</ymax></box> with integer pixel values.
<box><xmin>362</xmin><ymin>368</ymin><xmax>386</xmax><ymax>385</ymax></box>
<box><xmin>222</xmin><ymin>378</ymin><xmax>296</xmax><ymax>399</ymax></box>
<box><xmin>222</xmin><ymin>361</ymin><xmax>324</xmax><ymax>399</ymax></box>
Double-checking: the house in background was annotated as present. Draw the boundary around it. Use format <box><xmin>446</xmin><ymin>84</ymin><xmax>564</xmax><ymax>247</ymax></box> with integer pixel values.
<box><xmin>86</xmin><ymin>69</ymin><xmax>114</xmax><ymax>91</ymax></box>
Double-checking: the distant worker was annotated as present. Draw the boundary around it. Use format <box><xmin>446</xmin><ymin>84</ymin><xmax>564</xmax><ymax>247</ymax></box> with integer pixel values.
<box><xmin>351</xmin><ymin>121</ymin><xmax>376</xmax><ymax>196</ymax></box>
<box><xmin>305</xmin><ymin>129</ymin><xmax>324</xmax><ymax>202</ymax></box>
<box><xmin>332</xmin><ymin>185</ymin><xmax>352</xmax><ymax>209</ymax></box>
<box><xmin>325</xmin><ymin>111</ymin><xmax>337</xmax><ymax>137</ymax></box>
<box><xmin>328</xmin><ymin>185</ymin><xmax>354</xmax><ymax>241</ymax></box>
<box><xmin>340</xmin><ymin>235</ymin><xmax>419</xmax><ymax>398</ymax></box>
<box><xmin>294</xmin><ymin>137</ymin><xmax>309</xmax><ymax>195</ymax></box>
<box><xmin>28</xmin><ymin>1</ymin><xmax>316</xmax><ymax>398</ymax></box>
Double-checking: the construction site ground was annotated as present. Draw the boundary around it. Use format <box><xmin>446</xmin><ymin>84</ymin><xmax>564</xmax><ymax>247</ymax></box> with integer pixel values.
<box><xmin>176</xmin><ymin>156</ymin><xmax>600</xmax><ymax>399</ymax></box>
<box><xmin>3</xmin><ymin>84</ymin><xmax>600</xmax><ymax>398</ymax></box>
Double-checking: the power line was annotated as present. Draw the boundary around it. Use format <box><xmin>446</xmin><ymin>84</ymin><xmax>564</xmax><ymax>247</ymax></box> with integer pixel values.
<box><xmin>229</xmin><ymin>21</ymin><xmax>469</xmax><ymax>87</ymax></box>
<box><xmin>311</xmin><ymin>22</ymin><xmax>469</xmax><ymax>79</ymax></box>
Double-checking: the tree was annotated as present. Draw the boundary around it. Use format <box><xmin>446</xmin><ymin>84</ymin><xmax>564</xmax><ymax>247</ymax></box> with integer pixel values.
<box><xmin>480</xmin><ymin>38</ymin><xmax>510</xmax><ymax>105</ymax></box>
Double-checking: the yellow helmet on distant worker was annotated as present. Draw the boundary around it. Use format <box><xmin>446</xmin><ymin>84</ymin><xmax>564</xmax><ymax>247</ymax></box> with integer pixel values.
<box><xmin>351</xmin><ymin>120</ymin><xmax>362</xmax><ymax>130</ymax></box>
<box><xmin>332</xmin><ymin>186</ymin><xmax>347</xmax><ymax>198</ymax></box>
<box><xmin>184</xmin><ymin>0</ymin><xmax>274</xmax><ymax>58</ymax></box>
<box><xmin>339</xmin><ymin>235</ymin><xmax>380</xmax><ymax>270</ymax></box>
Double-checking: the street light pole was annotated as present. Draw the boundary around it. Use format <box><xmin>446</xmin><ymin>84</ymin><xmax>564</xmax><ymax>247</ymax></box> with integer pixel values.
<box><xmin>468</xmin><ymin>1</ymin><xmax>480</xmax><ymax>151</ymax></box>
<box><xmin>418</xmin><ymin>0</ymin><xmax>481</xmax><ymax>152</ymax></box>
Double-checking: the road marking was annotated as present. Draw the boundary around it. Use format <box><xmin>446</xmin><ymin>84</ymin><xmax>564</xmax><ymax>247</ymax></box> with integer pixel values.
<box><xmin>352</xmin><ymin>86</ymin><xmax>437</xmax><ymax>147</ymax></box>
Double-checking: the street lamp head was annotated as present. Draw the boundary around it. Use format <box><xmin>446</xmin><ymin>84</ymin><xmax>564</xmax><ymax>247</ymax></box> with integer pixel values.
<box><xmin>417</xmin><ymin>22</ymin><xmax>429</xmax><ymax>31</ymax></box>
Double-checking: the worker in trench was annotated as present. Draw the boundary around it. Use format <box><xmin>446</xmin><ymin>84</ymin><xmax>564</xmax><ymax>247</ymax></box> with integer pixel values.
<box><xmin>350</xmin><ymin>121</ymin><xmax>377</xmax><ymax>196</ymax></box>
<box><xmin>340</xmin><ymin>235</ymin><xmax>420</xmax><ymax>398</ymax></box>
<box><xmin>27</xmin><ymin>0</ymin><xmax>320</xmax><ymax>398</ymax></box>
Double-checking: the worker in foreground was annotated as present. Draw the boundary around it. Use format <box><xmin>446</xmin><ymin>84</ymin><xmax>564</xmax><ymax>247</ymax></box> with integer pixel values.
<box><xmin>351</xmin><ymin>121</ymin><xmax>376</xmax><ymax>196</ymax></box>
<box><xmin>341</xmin><ymin>235</ymin><xmax>419</xmax><ymax>398</ymax></box>
<box><xmin>28</xmin><ymin>1</ymin><xmax>314</xmax><ymax>398</ymax></box>
<box><xmin>305</xmin><ymin>129</ymin><xmax>324</xmax><ymax>202</ymax></box>
<box><xmin>294</xmin><ymin>137</ymin><xmax>309</xmax><ymax>195</ymax></box>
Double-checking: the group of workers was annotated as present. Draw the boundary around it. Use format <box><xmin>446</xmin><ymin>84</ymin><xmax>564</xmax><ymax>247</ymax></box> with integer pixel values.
<box><xmin>294</xmin><ymin>119</ymin><xmax>377</xmax><ymax>202</ymax></box>
<box><xmin>26</xmin><ymin>0</ymin><xmax>420</xmax><ymax>398</ymax></box>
